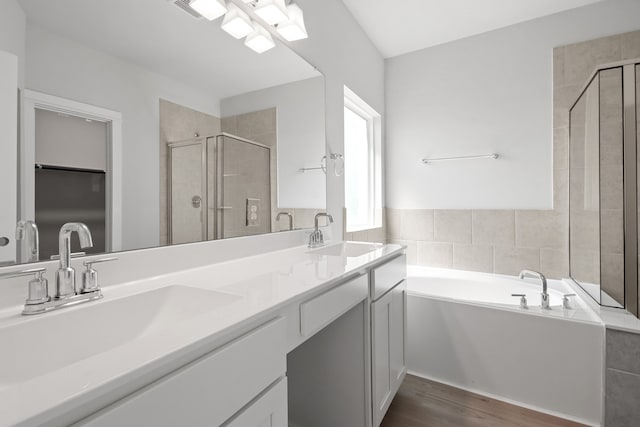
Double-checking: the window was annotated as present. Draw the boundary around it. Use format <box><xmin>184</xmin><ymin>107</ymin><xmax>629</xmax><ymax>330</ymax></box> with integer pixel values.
<box><xmin>344</xmin><ymin>86</ymin><xmax>382</xmax><ymax>232</ymax></box>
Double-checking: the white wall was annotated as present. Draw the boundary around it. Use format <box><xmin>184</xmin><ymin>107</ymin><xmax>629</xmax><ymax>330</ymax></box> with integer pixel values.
<box><xmin>386</xmin><ymin>0</ymin><xmax>640</xmax><ymax>210</ymax></box>
<box><xmin>0</xmin><ymin>0</ymin><xmax>25</xmax><ymax>87</ymax></box>
<box><xmin>221</xmin><ymin>76</ymin><xmax>326</xmax><ymax>210</ymax></box>
<box><xmin>25</xmin><ymin>25</ymin><xmax>222</xmax><ymax>251</ymax></box>
<box><xmin>289</xmin><ymin>0</ymin><xmax>385</xmax><ymax>234</ymax></box>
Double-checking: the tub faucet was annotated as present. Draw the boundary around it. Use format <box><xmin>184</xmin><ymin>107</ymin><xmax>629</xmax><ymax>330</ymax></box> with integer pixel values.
<box><xmin>56</xmin><ymin>223</ymin><xmax>93</xmax><ymax>298</ymax></box>
<box><xmin>519</xmin><ymin>269</ymin><xmax>550</xmax><ymax>309</ymax></box>
<box><xmin>309</xmin><ymin>213</ymin><xmax>334</xmax><ymax>248</ymax></box>
<box><xmin>16</xmin><ymin>220</ymin><xmax>39</xmax><ymax>263</ymax></box>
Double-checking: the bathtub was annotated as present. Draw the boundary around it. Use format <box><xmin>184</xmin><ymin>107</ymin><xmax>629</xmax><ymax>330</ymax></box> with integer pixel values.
<box><xmin>406</xmin><ymin>266</ymin><xmax>604</xmax><ymax>426</ymax></box>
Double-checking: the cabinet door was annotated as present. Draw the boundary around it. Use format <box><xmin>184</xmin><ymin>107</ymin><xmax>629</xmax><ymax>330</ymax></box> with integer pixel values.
<box><xmin>75</xmin><ymin>319</ymin><xmax>285</xmax><ymax>427</ymax></box>
<box><xmin>389</xmin><ymin>280</ymin><xmax>407</xmax><ymax>392</ymax></box>
<box><xmin>372</xmin><ymin>290</ymin><xmax>393</xmax><ymax>427</ymax></box>
<box><xmin>371</xmin><ymin>281</ymin><xmax>406</xmax><ymax>427</ymax></box>
<box><xmin>224</xmin><ymin>378</ymin><xmax>287</xmax><ymax>427</ymax></box>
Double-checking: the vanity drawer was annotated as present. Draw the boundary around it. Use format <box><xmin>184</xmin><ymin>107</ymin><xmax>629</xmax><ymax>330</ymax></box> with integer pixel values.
<box><xmin>300</xmin><ymin>274</ymin><xmax>368</xmax><ymax>337</ymax></box>
<box><xmin>77</xmin><ymin>318</ymin><xmax>286</xmax><ymax>427</ymax></box>
<box><xmin>372</xmin><ymin>254</ymin><xmax>406</xmax><ymax>301</ymax></box>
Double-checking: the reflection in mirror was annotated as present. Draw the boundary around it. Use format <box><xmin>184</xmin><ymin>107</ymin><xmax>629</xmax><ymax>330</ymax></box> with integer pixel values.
<box><xmin>569</xmin><ymin>66</ymin><xmax>624</xmax><ymax>308</ymax></box>
<box><xmin>1</xmin><ymin>0</ymin><xmax>326</xmax><ymax>267</ymax></box>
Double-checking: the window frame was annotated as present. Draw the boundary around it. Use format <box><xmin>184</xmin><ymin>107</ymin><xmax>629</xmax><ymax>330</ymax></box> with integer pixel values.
<box><xmin>344</xmin><ymin>86</ymin><xmax>382</xmax><ymax>233</ymax></box>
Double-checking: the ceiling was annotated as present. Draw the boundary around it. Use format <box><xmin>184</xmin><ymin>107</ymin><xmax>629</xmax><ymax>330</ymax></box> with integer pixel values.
<box><xmin>341</xmin><ymin>0</ymin><xmax>605</xmax><ymax>58</ymax></box>
<box><xmin>18</xmin><ymin>0</ymin><xmax>318</xmax><ymax>100</ymax></box>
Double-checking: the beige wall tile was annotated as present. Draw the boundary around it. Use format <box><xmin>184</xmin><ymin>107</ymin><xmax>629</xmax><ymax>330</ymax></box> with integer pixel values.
<box><xmin>401</xmin><ymin>209</ymin><xmax>434</xmax><ymax>241</ymax></box>
<box><xmin>540</xmin><ymin>248</ymin><xmax>569</xmax><ymax>279</ymax></box>
<box><xmin>352</xmin><ymin>230</ymin><xmax>369</xmax><ymax>242</ymax></box>
<box><xmin>554</xmin><ymin>168</ymin><xmax>569</xmax><ymax>212</ymax></box>
<box><xmin>471</xmin><ymin>210</ymin><xmax>515</xmax><ymax>246</ymax></box>
<box><xmin>570</xmin><ymin>210</ymin><xmax>600</xmax><ymax>251</ymax></box>
<box><xmin>564</xmin><ymin>35</ymin><xmax>621</xmax><ymax>87</ymax></box>
<box><xmin>417</xmin><ymin>241</ymin><xmax>453</xmax><ymax>269</ymax></box>
<box><xmin>621</xmin><ymin>30</ymin><xmax>640</xmax><ymax>60</ymax></box>
<box><xmin>367</xmin><ymin>227</ymin><xmax>386</xmax><ymax>244</ymax></box>
<box><xmin>494</xmin><ymin>246</ymin><xmax>540</xmax><ymax>276</ymax></box>
<box><xmin>570</xmin><ymin>249</ymin><xmax>599</xmax><ymax>285</ymax></box>
<box><xmin>553</xmin><ymin>47</ymin><xmax>565</xmax><ymax>88</ymax></box>
<box><xmin>453</xmin><ymin>244</ymin><xmax>493</xmax><ymax>273</ymax></box>
<box><xmin>221</xmin><ymin>116</ymin><xmax>237</xmax><ymax>135</ymax></box>
<box><xmin>553</xmin><ymin>127</ymin><xmax>569</xmax><ymax>169</ymax></box>
<box><xmin>601</xmin><ymin>252</ymin><xmax>624</xmax><ymax>304</ymax></box>
<box><xmin>600</xmin><ymin>165</ymin><xmax>624</xmax><ymax>211</ymax></box>
<box><xmin>554</xmin><ymin>85</ymin><xmax>580</xmax><ymax>129</ymax></box>
<box><xmin>386</xmin><ymin>208</ymin><xmax>403</xmax><ymax>240</ymax></box>
<box><xmin>600</xmin><ymin>209</ymin><xmax>624</xmax><ymax>254</ymax></box>
<box><xmin>389</xmin><ymin>239</ymin><xmax>417</xmax><ymax>265</ymax></box>
<box><xmin>600</xmin><ymin>121</ymin><xmax>623</xmax><ymax>167</ymax></box>
<box><xmin>236</xmin><ymin>108</ymin><xmax>276</xmax><ymax>137</ymax></box>
<box><xmin>516</xmin><ymin>210</ymin><xmax>568</xmax><ymax>250</ymax></box>
<box><xmin>434</xmin><ymin>210</ymin><xmax>471</xmax><ymax>243</ymax></box>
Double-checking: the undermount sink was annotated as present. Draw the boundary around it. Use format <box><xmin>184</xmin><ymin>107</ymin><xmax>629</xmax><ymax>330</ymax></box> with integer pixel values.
<box><xmin>309</xmin><ymin>242</ymin><xmax>383</xmax><ymax>257</ymax></box>
<box><xmin>0</xmin><ymin>285</ymin><xmax>241</xmax><ymax>386</ymax></box>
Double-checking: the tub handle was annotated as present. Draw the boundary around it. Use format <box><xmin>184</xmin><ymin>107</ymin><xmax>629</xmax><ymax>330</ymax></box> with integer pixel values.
<box><xmin>563</xmin><ymin>294</ymin><xmax>576</xmax><ymax>310</ymax></box>
<box><xmin>511</xmin><ymin>293</ymin><xmax>528</xmax><ymax>309</ymax></box>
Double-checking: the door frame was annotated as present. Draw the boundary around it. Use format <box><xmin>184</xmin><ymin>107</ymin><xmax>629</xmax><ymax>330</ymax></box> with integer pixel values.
<box><xmin>21</xmin><ymin>90</ymin><xmax>123</xmax><ymax>254</ymax></box>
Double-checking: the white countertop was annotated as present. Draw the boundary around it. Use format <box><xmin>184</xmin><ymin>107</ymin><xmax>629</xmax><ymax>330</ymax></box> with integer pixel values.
<box><xmin>0</xmin><ymin>241</ymin><xmax>404</xmax><ymax>427</ymax></box>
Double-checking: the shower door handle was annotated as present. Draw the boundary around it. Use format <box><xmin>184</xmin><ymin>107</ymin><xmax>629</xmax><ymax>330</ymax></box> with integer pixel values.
<box><xmin>191</xmin><ymin>196</ymin><xmax>202</xmax><ymax>208</ymax></box>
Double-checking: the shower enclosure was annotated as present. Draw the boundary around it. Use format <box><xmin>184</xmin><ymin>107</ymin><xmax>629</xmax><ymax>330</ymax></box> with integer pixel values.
<box><xmin>167</xmin><ymin>133</ymin><xmax>271</xmax><ymax>245</ymax></box>
<box><xmin>569</xmin><ymin>59</ymin><xmax>639</xmax><ymax>316</ymax></box>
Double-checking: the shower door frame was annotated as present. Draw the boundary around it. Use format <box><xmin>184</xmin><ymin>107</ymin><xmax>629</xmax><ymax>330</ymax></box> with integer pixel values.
<box><xmin>212</xmin><ymin>133</ymin><xmax>272</xmax><ymax>240</ymax></box>
<box><xmin>568</xmin><ymin>58</ymin><xmax>639</xmax><ymax>316</ymax></box>
<box><xmin>167</xmin><ymin>138</ymin><xmax>208</xmax><ymax>245</ymax></box>
<box><xmin>167</xmin><ymin>133</ymin><xmax>272</xmax><ymax>243</ymax></box>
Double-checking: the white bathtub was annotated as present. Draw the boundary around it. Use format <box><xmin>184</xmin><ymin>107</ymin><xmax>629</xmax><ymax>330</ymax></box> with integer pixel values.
<box><xmin>406</xmin><ymin>266</ymin><xmax>604</xmax><ymax>426</ymax></box>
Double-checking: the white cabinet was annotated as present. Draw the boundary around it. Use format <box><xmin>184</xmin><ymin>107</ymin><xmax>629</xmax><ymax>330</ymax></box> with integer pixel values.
<box><xmin>299</xmin><ymin>274</ymin><xmax>368</xmax><ymax>337</ymax></box>
<box><xmin>224</xmin><ymin>378</ymin><xmax>287</xmax><ymax>427</ymax></box>
<box><xmin>371</xmin><ymin>258</ymin><xmax>407</xmax><ymax>427</ymax></box>
<box><xmin>75</xmin><ymin>318</ymin><xmax>286</xmax><ymax>427</ymax></box>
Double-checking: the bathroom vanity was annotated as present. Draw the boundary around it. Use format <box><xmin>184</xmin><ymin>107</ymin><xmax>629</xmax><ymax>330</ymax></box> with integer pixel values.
<box><xmin>0</xmin><ymin>241</ymin><xmax>406</xmax><ymax>427</ymax></box>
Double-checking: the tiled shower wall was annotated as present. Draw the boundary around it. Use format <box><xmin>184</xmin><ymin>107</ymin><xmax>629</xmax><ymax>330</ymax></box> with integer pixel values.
<box><xmin>384</xmin><ymin>30</ymin><xmax>640</xmax><ymax>279</ymax></box>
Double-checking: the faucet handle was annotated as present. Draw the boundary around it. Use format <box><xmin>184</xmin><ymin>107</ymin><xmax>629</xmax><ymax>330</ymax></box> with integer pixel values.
<box><xmin>81</xmin><ymin>257</ymin><xmax>118</xmax><ymax>294</ymax></box>
<box><xmin>511</xmin><ymin>293</ymin><xmax>528</xmax><ymax>309</ymax></box>
<box><xmin>0</xmin><ymin>267</ymin><xmax>50</xmax><ymax>306</ymax></box>
<box><xmin>562</xmin><ymin>293</ymin><xmax>576</xmax><ymax>310</ymax></box>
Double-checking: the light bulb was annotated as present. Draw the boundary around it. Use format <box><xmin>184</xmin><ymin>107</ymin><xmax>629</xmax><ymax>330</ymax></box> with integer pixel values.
<box><xmin>221</xmin><ymin>3</ymin><xmax>253</xmax><ymax>39</ymax></box>
<box><xmin>190</xmin><ymin>0</ymin><xmax>227</xmax><ymax>21</ymax></box>
<box><xmin>244</xmin><ymin>23</ymin><xmax>275</xmax><ymax>53</ymax></box>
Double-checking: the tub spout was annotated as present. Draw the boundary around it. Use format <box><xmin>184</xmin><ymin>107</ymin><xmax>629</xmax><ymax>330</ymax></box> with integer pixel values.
<box><xmin>519</xmin><ymin>269</ymin><xmax>549</xmax><ymax>310</ymax></box>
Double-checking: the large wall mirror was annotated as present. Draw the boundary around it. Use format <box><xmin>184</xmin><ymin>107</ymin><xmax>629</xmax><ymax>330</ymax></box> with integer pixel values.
<box><xmin>0</xmin><ymin>0</ymin><xmax>326</xmax><ymax>267</ymax></box>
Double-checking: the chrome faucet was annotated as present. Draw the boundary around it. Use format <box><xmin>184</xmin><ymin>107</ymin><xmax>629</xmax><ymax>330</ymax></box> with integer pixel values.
<box><xmin>56</xmin><ymin>223</ymin><xmax>93</xmax><ymax>298</ymax></box>
<box><xmin>16</xmin><ymin>220</ymin><xmax>39</xmax><ymax>263</ymax></box>
<box><xmin>519</xmin><ymin>269</ymin><xmax>550</xmax><ymax>309</ymax></box>
<box><xmin>0</xmin><ymin>223</ymin><xmax>115</xmax><ymax>315</ymax></box>
<box><xmin>276</xmin><ymin>212</ymin><xmax>293</xmax><ymax>231</ymax></box>
<box><xmin>308</xmin><ymin>213</ymin><xmax>334</xmax><ymax>248</ymax></box>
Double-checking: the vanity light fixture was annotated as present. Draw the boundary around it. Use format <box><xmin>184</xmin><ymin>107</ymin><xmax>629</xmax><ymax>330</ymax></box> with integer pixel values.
<box><xmin>276</xmin><ymin>2</ymin><xmax>307</xmax><ymax>41</ymax></box>
<box><xmin>221</xmin><ymin>3</ymin><xmax>254</xmax><ymax>39</ymax></box>
<box><xmin>244</xmin><ymin>22</ymin><xmax>276</xmax><ymax>53</ymax></box>
<box><xmin>190</xmin><ymin>0</ymin><xmax>227</xmax><ymax>21</ymax></box>
<box><xmin>252</xmin><ymin>0</ymin><xmax>289</xmax><ymax>25</ymax></box>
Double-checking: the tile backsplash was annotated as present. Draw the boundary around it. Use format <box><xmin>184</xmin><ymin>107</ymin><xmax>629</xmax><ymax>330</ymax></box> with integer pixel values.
<box><xmin>386</xmin><ymin>208</ymin><xmax>568</xmax><ymax>279</ymax></box>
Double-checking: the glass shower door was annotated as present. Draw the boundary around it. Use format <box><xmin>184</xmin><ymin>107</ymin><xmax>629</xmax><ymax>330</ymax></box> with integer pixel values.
<box><xmin>168</xmin><ymin>141</ymin><xmax>207</xmax><ymax>244</ymax></box>
<box><xmin>215</xmin><ymin>135</ymin><xmax>271</xmax><ymax>239</ymax></box>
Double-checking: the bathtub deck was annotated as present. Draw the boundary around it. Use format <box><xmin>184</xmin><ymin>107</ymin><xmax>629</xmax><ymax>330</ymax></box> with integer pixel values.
<box><xmin>381</xmin><ymin>374</ymin><xmax>587</xmax><ymax>427</ymax></box>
